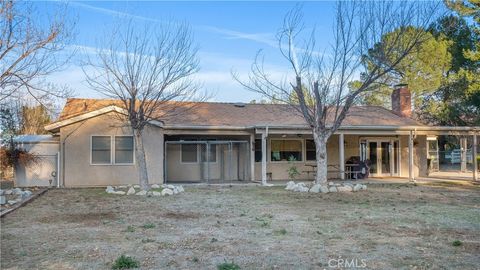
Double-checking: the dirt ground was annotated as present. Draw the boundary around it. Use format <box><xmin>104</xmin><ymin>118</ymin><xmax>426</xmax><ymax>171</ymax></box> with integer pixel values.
<box><xmin>1</xmin><ymin>181</ymin><xmax>479</xmax><ymax>269</ymax></box>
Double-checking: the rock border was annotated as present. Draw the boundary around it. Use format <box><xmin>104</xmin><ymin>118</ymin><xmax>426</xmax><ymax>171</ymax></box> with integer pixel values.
<box><xmin>285</xmin><ymin>181</ymin><xmax>367</xmax><ymax>193</ymax></box>
<box><xmin>105</xmin><ymin>184</ymin><xmax>185</xmax><ymax>196</ymax></box>
<box><xmin>0</xmin><ymin>188</ymin><xmax>50</xmax><ymax>218</ymax></box>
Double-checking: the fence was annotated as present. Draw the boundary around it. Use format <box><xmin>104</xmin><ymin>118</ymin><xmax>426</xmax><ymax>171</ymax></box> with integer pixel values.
<box><xmin>165</xmin><ymin>141</ymin><xmax>251</xmax><ymax>183</ymax></box>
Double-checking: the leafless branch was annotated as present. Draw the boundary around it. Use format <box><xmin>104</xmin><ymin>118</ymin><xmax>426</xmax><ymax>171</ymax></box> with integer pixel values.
<box><xmin>0</xmin><ymin>0</ymin><xmax>76</xmax><ymax>107</ymax></box>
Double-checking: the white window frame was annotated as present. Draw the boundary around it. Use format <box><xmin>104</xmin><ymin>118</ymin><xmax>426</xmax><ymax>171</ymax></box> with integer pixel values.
<box><xmin>269</xmin><ymin>138</ymin><xmax>304</xmax><ymax>163</ymax></box>
<box><xmin>180</xmin><ymin>143</ymin><xmax>199</xmax><ymax>164</ymax></box>
<box><xmin>90</xmin><ymin>135</ymin><xmax>135</xmax><ymax>166</ymax></box>
<box><xmin>90</xmin><ymin>135</ymin><xmax>113</xmax><ymax>165</ymax></box>
<box><xmin>114</xmin><ymin>135</ymin><xmax>135</xmax><ymax>165</ymax></box>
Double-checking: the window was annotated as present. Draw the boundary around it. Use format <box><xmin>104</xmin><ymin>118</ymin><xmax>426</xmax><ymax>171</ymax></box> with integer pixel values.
<box><xmin>115</xmin><ymin>136</ymin><xmax>134</xmax><ymax>164</ymax></box>
<box><xmin>255</xmin><ymin>139</ymin><xmax>262</xmax><ymax>162</ymax></box>
<box><xmin>181</xmin><ymin>144</ymin><xmax>198</xmax><ymax>163</ymax></box>
<box><xmin>306</xmin><ymin>140</ymin><xmax>316</xmax><ymax>161</ymax></box>
<box><xmin>201</xmin><ymin>144</ymin><xmax>217</xmax><ymax>162</ymax></box>
<box><xmin>271</xmin><ymin>139</ymin><xmax>302</xmax><ymax>162</ymax></box>
<box><xmin>91</xmin><ymin>136</ymin><xmax>111</xmax><ymax>164</ymax></box>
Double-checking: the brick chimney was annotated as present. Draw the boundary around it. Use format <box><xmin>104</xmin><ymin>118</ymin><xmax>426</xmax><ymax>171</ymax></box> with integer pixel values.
<box><xmin>391</xmin><ymin>84</ymin><xmax>412</xmax><ymax>118</ymax></box>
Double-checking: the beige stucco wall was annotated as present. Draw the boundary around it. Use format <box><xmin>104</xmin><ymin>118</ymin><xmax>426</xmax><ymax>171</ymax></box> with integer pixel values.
<box><xmin>60</xmin><ymin>112</ymin><xmax>164</xmax><ymax>187</ymax></box>
<box><xmin>57</xmin><ymin>112</ymin><xmax>428</xmax><ymax>185</ymax></box>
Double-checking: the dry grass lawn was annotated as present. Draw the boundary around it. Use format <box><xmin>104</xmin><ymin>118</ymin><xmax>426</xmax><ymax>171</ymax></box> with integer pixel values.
<box><xmin>1</xmin><ymin>181</ymin><xmax>479</xmax><ymax>269</ymax></box>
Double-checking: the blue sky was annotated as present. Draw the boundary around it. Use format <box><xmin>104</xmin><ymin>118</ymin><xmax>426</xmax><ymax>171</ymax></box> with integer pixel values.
<box><xmin>35</xmin><ymin>1</ymin><xmax>337</xmax><ymax>102</ymax></box>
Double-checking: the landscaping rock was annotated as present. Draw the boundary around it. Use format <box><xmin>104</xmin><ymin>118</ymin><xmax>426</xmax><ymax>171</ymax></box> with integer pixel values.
<box><xmin>4</xmin><ymin>189</ymin><xmax>12</xmax><ymax>195</ymax></box>
<box><xmin>172</xmin><ymin>188</ymin><xmax>179</xmax><ymax>195</ymax></box>
<box><xmin>0</xmin><ymin>195</ymin><xmax>6</xmax><ymax>205</ymax></box>
<box><xmin>133</xmin><ymin>185</ymin><xmax>140</xmax><ymax>188</ymax></box>
<box><xmin>361</xmin><ymin>184</ymin><xmax>367</xmax><ymax>190</ymax></box>
<box><xmin>293</xmin><ymin>183</ymin><xmax>309</xmax><ymax>192</ymax></box>
<box><xmin>21</xmin><ymin>190</ymin><xmax>32</xmax><ymax>198</ymax></box>
<box><xmin>8</xmin><ymin>200</ymin><xmax>17</xmax><ymax>205</ymax></box>
<box><xmin>161</xmin><ymin>188</ymin><xmax>174</xmax><ymax>196</ymax></box>
<box><xmin>176</xmin><ymin>186</ymin><xmax>185</xmax><ymax>193</ymax></box>
<box><xmin>117</xmin><ymin>185</ymin><xmax>127</xmax><ymax>189</ymax></box>
<box><xmin>112</xmin><ymin>191</ymin><xmax>126</xmax><ymax>195</ymax></box>
<box><xmin>151</xmin><ymin>184</ymin><xmax>160</xmax><ymax>189</ymax></box>
<box><xmin>12</xmin><ymin>188</ymin><xmax>22</xmax><ymax>195</ymax></box>
<box><xmin>0</xmin><ymin>189</ymin><xmax>4</xmax><ymax>196</ymax></box>
<box><xmin>162</xmin><ymin>184</ymin><xmax>175</xmax><ymax>189</ymax></box>
<box><xmin>152</xmin><ymin>191</ymin><xmax>161</xmax><ymax>196</ymax></box>
<box><xmin>353</xmin><ymin>184</ymin><xmax>362</xmax><ymax>192</ymax></box>
<box><xmin>126</xmin><ymin>187</ymin><xmax>136</xmax><ymax>195</ymax></box>
<box><xmin>309</xmin><ymin>184</ymin><xmax>321</xmax><ymax>193</ymax></box>
<box><xmin>105</xmin><ymin>186</ymin><xmax>114</xmax><ymax>193</ymax></box>
<box><xmin>285</xmin><ymin>181</ymin><xmax>296</xmax><ymax>190</ymax></box>
<box><xmin>136</xmin><ymin>190</ymin><xmax>147</xmax><ymax>196</ymax></box>
<box><xmin>320</xmin><ymin>185</ymin><xmax>330</xmax><ymax>193</ymax></box>
<box><xmin>329</xmin><ymin>186</ymin><xmax>338</xmax><ymax>193</ymax></box>
<box><xmin>337</xmin><ymin>185</ymin><xmax>353</xmax><ymax>192</ymax></box>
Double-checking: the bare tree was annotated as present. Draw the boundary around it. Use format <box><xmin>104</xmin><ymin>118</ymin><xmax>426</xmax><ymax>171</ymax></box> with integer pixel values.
<box><xmin>84</xmin><ymin>21</ymin><xmax>203</xmax><ymax>190</ymax></box>
<box><xmin>234</xmin><ymin>1</ymin><xmax>440</xmax><ymax>185</ymax></box>
<box><xmin>0</xmin><ymin>0</ymin><xmax>74</xmax><ymax>105</ymax></box>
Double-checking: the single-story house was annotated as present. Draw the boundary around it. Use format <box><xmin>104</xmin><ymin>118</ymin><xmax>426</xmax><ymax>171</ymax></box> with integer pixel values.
<box><xmin>14</xmin><ymin>86</ymin><xmax>479</xmax><ymax>187</ymax></box>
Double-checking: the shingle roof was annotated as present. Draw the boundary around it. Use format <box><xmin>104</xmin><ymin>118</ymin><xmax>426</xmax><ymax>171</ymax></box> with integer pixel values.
<box><xmin>57</xmin><ymin>98</ymin><xmax>424</xmax><ymax>128</ymax></box>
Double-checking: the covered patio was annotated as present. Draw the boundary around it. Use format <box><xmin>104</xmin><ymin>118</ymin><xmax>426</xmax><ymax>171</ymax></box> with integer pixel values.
<box><xmin>254</xmin><ymin>125</ymin><xmax>479</xmax><ymax>184</ymax></box>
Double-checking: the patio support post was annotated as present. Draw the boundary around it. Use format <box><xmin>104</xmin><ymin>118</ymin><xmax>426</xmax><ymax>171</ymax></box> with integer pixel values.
<box><xmin>460</xmin><ymin>137</ymin><xmax>467</xmax><ymax>172</ymax></box>
<box><xmin>250</xmin><ymin>134</ymin><xmax>255</xmax><ymax>182</ymax></box>
<box><xmin>261</xmin><ymin>130</ymin><xmax>267</xmax><ymax>185</ymax></box>
<box><xmin>409</xmin><ymin>130</ymin><xmax>414</xmax><ymax>182</ymax></box>
<box><xmin>473</xmin><ymin>134</ymin><xmax>478</xmax><ymax>181</ymax></box>
<box><xmin>339</xmin><ymin>133</ymin><xmax>345</xmax><ymax>180</ymax></box>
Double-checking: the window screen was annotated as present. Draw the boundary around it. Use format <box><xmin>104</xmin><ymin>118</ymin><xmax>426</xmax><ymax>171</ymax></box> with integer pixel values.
<box><xmin>255</xmin><ymin>139</ymin><xmax>262</xmax><ymax>162</ymax></box>
<box><xmin>115</xmin><ymin>136</ymin><xmax>134</xmax><ymax>164</ymax></box>
<box><xmin>92</xmin><ymin>136</ymin><xmax>111</xmax><ymax>164</ymax></box>
<box><xmin>271</xmin><ymin>140</ymin><xmax>302</xmax><ymax>161</ymax></box>
<box><xmin>181</xmin><ymin>144</ymin><xmax>198</xmax><ymax>162</ymax></box>
<box><xmin>201</xmin><ymin>144</ymin><xmax>217</xmax><ymax>162</ymax></box>
<box><xmin>306</xmin><ymin>140</ymin><xmax>316</xmax><ymax>161</ymax></box>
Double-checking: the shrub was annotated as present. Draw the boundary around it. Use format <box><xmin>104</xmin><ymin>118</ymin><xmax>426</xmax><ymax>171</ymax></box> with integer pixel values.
<box><xmin>0</xmin><ymin>146</ymin><xmax>39</xmax><ymax>176</ymax></box>
<box><xmin>141</xmin><ymin>238</ymin><xmax>155</xmax><ymax>243</ymax></box>
<box><xmin>142</xmin><ymin>223</ymin><xmax>156</xmax><ymax>229</ymax></box>
<box><xmin>286</xmin><ymin>156</ymin><xmax>300</xmax><ymax>180</ymax></box>
<box><xmin>125</xmin><ymin>226</ymin><xmax>135</xmax><ymax>233</ymax></box>
<box><xmin>452</xmin><ymin>240</ymin><xmax>462</xmax><ymax>247</ymax></box>
<box><xmin>217</xmin><ymin>260</ymin><xmax>240</xmax><ymax>270</ymax></box>
<box><xmin>275</xmin><ymin>228</ymin><xmax>287</xmax><ymax>235</ymax></box>
<box><xmin>112</xmin><ymin>255</ymin><xmax>139</xmax><ymax>269</ymax></box>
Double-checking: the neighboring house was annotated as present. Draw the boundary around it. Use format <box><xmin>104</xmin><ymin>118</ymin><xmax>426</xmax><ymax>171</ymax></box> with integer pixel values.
<box><xmin>14</xmin><ymin>86</ymin><xmax>479</xmax><ymax>187</ymax></box>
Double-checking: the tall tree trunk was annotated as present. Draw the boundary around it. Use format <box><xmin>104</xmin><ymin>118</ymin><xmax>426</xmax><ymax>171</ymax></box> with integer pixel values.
<box><xmin>134</xmin><ymin>128</ymin><xmax>149</xmax><ymax>190</ymax></box>
<box><xmin>313</xmin><ymin>130</ymin><xmax>328</xmax><ymax>184</ymax></box>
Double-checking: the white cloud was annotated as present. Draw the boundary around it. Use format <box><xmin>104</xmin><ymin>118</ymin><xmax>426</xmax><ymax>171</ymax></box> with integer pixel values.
<box><xmin>69</xmin><ymin>2</ymin><xmax>163</xmax><ymax>23</ymax></box>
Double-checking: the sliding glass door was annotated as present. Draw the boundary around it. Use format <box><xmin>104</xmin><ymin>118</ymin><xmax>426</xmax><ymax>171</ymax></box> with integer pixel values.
<box><xmin>366</xmin><ymin>139</ymin><xmax>400</xmax><ymax>177</ymax></box>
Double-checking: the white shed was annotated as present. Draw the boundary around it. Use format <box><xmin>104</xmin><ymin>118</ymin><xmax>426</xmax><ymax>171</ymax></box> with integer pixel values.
<box><xmin>14</xmin><ymin>135</ymin><xmax>60</xmax><ymax>187</ymax></box>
